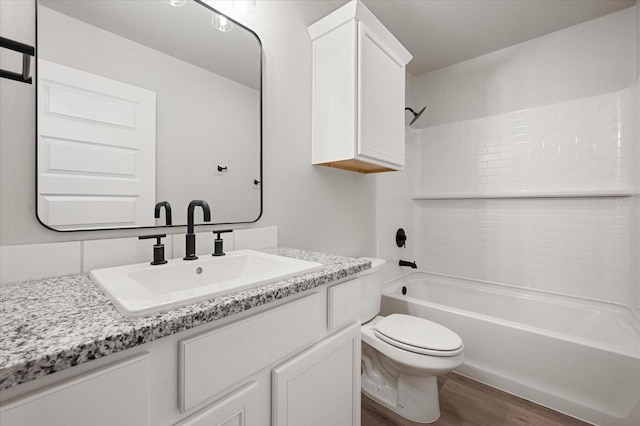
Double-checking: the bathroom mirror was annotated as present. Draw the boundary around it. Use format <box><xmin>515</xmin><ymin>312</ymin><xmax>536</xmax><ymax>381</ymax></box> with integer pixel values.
<box><xmin>35</xmin><ymin>0</ymin><xmax>262</xmax><ymax>230</ymax></box>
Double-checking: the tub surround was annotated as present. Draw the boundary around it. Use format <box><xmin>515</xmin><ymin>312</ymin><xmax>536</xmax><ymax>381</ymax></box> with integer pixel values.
<box><xmin>376</xmin><ymin>6</ymin><xmax>638</xmax><ymax>307</ymax></box>
<box><xmin>0</xmin><ymin>247</ymin><xmax>370</xmax><ymax>391</ymax></box>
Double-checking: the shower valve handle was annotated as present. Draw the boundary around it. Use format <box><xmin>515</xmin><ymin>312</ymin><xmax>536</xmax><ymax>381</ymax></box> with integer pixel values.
<box><xmin>396</xmin><ymin>228</ymin><xmax>407</xmax><ymax>248</ymax></box>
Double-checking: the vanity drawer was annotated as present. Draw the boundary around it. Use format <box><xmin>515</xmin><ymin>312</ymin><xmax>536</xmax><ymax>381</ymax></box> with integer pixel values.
<box><xmin>328</xmin><ymin>278</ymin><xmax>361</xmax><ymax>331</ymax></box>
<box><xmin>179</xmin><ymin>292</ymin><xmax>324</xmax><ymax>412</ymax></box>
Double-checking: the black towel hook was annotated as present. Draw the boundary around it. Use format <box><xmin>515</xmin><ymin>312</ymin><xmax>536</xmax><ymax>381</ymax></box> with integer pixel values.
<box><xmin>0</xmin><ymin>37</ymin><xmax>35</xmax><ymax>84</ymax></box>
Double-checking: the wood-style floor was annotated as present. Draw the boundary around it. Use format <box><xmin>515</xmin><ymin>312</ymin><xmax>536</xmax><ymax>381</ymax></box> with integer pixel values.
<box><xmin>362</xmin><ymin>373</ymin><xmax>591</xmax><ymax>426</ymax></box>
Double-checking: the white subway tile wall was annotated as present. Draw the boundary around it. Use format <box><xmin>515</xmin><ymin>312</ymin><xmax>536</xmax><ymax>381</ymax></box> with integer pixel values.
<box><xmin>233</xmin><ymin>226</ymin><xmax>278</xmax><ymax>250</ymax></box>
<box><xmin>376</xmin><ymin>88</ymin><xmax>638</xmax><ymax>307</ymax></box>
<box><xmin>417</xmin><ymin>198</ymin><xmax>633</xmax><ymax>304</ymax></box>
<box><xmin>0</xmin><ymin>227</ymin><xmax>275</xmax><ymax>283</ymax></box>
<box><xmin>420</xmin><ymin>89</ymin><xmax>633</xmax><ymax>195</ymax></box>
<box><xmin>376</xmin><ymin>130</ymin><xmax>421</xmax><ymax>283</ymax></box>
<box><xmin>0</xmin><ymin>242</ymin><xmax>81</xmax><ymax>283</ymax></box>
<box><xmin>84</xmin><ymin>236</ymin><xmax>174</xmax><ymax>272</ymax></box>
<box><xmin>172</xmin><ymin>232</ymin><xmax>217</xmax><ymax>259</ymax></box>
<box><xmin>171</xmin><ymin>231</ymin><xmax>238</xmax><ymax>258</ymax></box>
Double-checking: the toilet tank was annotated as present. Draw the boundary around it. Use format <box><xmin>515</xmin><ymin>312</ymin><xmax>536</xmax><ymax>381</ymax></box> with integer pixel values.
<box><xmin>359</xmin><ymin>258</ymin><xmax>386</xmax><ymax>323</ymax></box>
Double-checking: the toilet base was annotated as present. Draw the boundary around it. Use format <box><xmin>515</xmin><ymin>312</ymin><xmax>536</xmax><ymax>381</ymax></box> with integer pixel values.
<box><xmin>362</xmin><ymin>373</ymin><xmax>440</xmax><ymax>423</ymax></box>
<box><xmin>362</xmin><ymin>345</ymin><xmax>441</xmax><ymax>423</ymax></box>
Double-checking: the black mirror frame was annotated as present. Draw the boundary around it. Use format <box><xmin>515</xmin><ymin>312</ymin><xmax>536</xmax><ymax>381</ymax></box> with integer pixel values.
<box><xmin>34</xmin><ymin>0</ymin><xmax>263</xmax><ymax>232</ymax></box>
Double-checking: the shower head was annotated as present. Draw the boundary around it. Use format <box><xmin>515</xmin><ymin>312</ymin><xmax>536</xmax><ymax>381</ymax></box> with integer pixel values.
<box><xmin>405</xmin><ymin>106</ymin><xmax>426</xmax><ymax>126</ymax></box>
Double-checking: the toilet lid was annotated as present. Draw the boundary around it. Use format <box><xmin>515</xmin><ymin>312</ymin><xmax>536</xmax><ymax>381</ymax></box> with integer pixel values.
<box><xmin>374</xmin><ymin>314</ymin><xmax>463</xmax><ymax>356</ymax></box>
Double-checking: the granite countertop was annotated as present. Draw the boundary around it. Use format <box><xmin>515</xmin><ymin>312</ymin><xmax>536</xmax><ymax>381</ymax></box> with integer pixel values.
<box><xmin>0</xmin><ymin>247</ymin><xmax>370</xmax><ymax>391</ymax></box>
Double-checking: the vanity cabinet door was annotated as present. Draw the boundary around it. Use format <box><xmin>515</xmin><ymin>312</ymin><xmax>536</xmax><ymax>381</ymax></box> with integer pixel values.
<box><xmin>0</xmin><ymin>354</ymin><xmax>150</xmax><ymax>426</ymax></box>
<box><xmin>272</xmin><ymin>323</ymin><xmax>361</xmax><ymax>426</ymax></box>
<box><xmin>175</xmin><ymin>382</ymin><xmax>262</xmax><ymax>426</ymax></box>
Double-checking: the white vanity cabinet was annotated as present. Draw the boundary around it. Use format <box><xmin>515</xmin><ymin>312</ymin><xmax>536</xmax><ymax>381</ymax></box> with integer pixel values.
<box><xmin>273</xmin><ymin>278</ymin><xmax>361</xmax><ymax>426</ymax></box>
<box><xmin>273</xmin><ymin>323</ymin><xmax>360</xmax><ymax>426</ymax></box>
<box><xmin>308</xmin><ymin>0</ymin><xmax>412</xmax><ymax>173</ymax></box>
<box><xmin>0</xmin><ymin>278</ymin><xmax>362</xmax><ymax>426</ymax></box>
<box><xmin>178</xmin><ymin>293</ymin><xmax>326</xmax><ymax>414</ymax></box>
<box><xmin>0</xmin><ymin>354</ymin><xmax>151</xmax><ymax>426</ymax></box>
<box><xmin>174</xmin><ymin>381</ymin><xmax>261</xmax><ymax>426</ymax></box>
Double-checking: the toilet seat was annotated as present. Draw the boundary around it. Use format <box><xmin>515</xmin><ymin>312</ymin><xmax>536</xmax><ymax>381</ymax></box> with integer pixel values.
<box><xmin>374</xmin><ymin>314</ymin><xmax>463</xmax><ymax>357</ymax></box>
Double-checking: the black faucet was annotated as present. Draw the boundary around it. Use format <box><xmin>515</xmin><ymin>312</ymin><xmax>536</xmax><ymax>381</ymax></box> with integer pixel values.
<box><xmin>399</xmin><ymin>259</ymin><xmax>417</xmax><ymax>268</ymax></box>
<box><xmin>184</xmin><ymin>200</ymin><xmax>211</xmax><ymax>261</ymax></box>
<box><xmin>154</xmin><ymin>201</ymin><xmax>172</xmax><ymax>226</ymax></box>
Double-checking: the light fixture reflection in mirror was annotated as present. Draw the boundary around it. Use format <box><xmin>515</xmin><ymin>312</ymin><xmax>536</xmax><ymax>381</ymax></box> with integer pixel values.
<box><xmin>233</xmin><ymin>0</ymin><xmax>255</xmax><ymax>14</ymax></box>
<box><xmin>167</xmin><ymin>0</ymin><xmax>187</xmax><ymax>7</ymax></box>
<box><xmin>212</xmin><ymin>12</ymin><xmax>234</xmax><ymax>32</ymax></box>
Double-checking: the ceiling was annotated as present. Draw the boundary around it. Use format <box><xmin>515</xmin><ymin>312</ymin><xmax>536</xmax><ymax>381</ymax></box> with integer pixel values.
<box><xmin>37</xmin><ymin>0</ymin><xmax>637</xmax><ymax>82</ymax></box>
<box><xmin>299</xmin><ymin>0</ymin><xmax>636</xmax><ymax>77</ymax></box>
<box><xmin>39</xmin><ymin>0</ymin><xmax>262</xmax><ymax>89</ymax></box>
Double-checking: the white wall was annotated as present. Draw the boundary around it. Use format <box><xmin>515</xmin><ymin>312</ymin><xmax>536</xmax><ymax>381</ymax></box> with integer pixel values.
<box><xmin>0</xmin><ymin>1</ymin><xmax>41</xmax><ymax>243</ymax></box>
<box><xmin>411</xmin><ymin>8</ymin><xmax>635</xmax><ymax>128</ymax></box>
<box><xmin>637</xmin><ymin>0</ymin><xmax>640</xmax><ymax>82</ymax></box>
<box><xmin>0</xmin><ymin>2</ymin><xmax>377</xmax><ymax>264</ymax></box>
<box><xmin>378</xmin><ymin>6</ymin><xmax>639</xmax><ymax>308</ymax></box>
<box><xmin>633</xmin><ymin>0</ymin><xmax>640</xmax><ymax>310</ymax></box>
<box><xmin>212</xmin><ymin>0</ymin><xmax>378</xmax><ymax>257</ymax></box>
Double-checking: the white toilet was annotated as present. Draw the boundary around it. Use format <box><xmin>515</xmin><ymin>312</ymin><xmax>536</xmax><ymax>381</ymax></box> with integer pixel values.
<box><xmin>360</xmin><ymin>258</ymin><xmax>464</xmax><ymax>423</ymax></box>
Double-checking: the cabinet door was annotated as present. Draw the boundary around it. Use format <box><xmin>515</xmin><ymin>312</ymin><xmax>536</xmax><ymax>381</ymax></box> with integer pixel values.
<box><xmin>175</xmin><ymin>382</ymin><xmax>262</xmax><ymax>426</ymax></box>
<box><xmin>0</xmin><ymin>354</ymin><xmax>150</xmax><ymax>426</ymax></box>
<box><xmin>272</xmin><ymin>323</ymin><xmax>361</xmax><ymax>426</ymax></box>
<box><xmin>357</xmin><ymin>22</ymin><xmax>405</xmax><ymax>168</ymax></box>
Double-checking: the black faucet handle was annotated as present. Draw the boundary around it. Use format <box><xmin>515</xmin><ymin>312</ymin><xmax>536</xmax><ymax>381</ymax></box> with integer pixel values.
<box><xmin>213</xmin><ymin>229</ymin><xmax>233</xmax><ymax>238</ymax></box>
<box><xmin>138</xmin><ymin>233</ymin><xmax>167</xmax><ymax>243</ymax></box>
<box><xmin>139</xmin><ymin>234</ymin><xmax>168</xmax><ymax>265</ymax></box>
<box><xmin>212</xmin><ymin>229</ymin><xmax>233</xmax><ymax>257</ymax></box>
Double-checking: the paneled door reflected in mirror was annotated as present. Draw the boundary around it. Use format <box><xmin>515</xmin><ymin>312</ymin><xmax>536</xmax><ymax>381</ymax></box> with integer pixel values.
<box><xmin>36</xmin><ymin>0</ymin><xmax>262</xmax><ymax>231</ymax></box>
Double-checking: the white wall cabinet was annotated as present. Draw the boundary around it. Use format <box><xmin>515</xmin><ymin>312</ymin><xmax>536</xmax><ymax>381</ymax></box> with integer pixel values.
<box><xmin>308</xmin><ymin>0</ymin><xmax>412</xmax><ymax>173</ymax></box>
<box><xmin>0</xmin><ymin>279</ymin><xmax>362</xmax><ymax>426</ymax></box>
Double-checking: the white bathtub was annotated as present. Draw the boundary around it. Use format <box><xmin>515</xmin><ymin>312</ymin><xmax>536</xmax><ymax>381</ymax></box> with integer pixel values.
<box><xmin>381</xmin><ymin>271</ymin><xmax>640</xmax><ymax>426</ymax></box>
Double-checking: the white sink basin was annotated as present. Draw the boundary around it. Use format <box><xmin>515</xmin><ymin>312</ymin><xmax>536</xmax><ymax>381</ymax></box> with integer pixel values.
<box><xmin>90</xmin><ymin>250</ymin><xmax>324</xmax><ymax>318</ymax></box>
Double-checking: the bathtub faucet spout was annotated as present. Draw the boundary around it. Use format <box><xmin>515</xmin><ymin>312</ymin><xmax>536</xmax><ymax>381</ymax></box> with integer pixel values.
<box><xmin>399</xmin><ymin>259</ymin><xmax>417</xmax><ymax>268</ymax></box>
